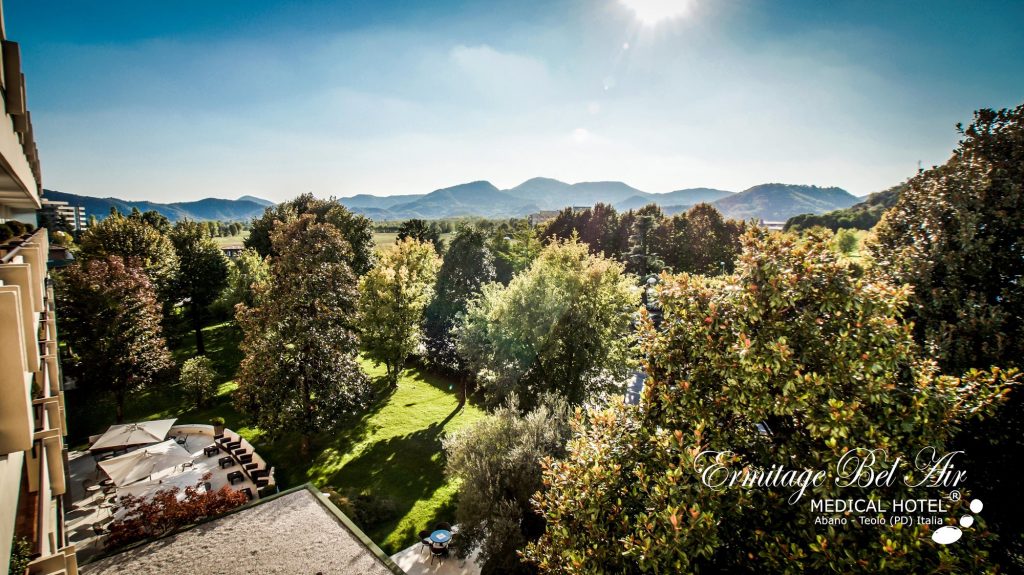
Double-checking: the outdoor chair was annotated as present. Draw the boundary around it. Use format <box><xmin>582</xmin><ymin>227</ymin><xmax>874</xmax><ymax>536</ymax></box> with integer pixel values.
<box><xmin>419</xmin><ymin>530</ymin><xmax>432</xmax><ymax>555</ymax></box>
<box><xmin>430</xmin><ymin>544</ymin><xmax>449</xmax><ymax>565</ymax></box>
<box><xmin>434</xmin><ymin>522</ymin><xmax>452</xmax><ymax>532</ymax></box>
<box><xmin>92</xmin><ymin>522</ymin><xmax>107</xmax><ymax>536</ymax></box>
<box><xmin>241</xmin><ymin>487</ymin><xmax>254</xmax><ymax>500</ymax></box>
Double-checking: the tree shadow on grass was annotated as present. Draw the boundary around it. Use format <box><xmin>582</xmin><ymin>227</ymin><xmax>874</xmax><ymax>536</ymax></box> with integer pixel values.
<box><xmin>322</xmin><ymin>403</ymin><xmax>464</xmax><ymax>553</ymax></box>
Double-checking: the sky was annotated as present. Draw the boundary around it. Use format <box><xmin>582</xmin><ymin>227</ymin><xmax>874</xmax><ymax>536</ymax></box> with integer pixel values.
<box><xmin>6</xmin><ymin>0</ymin><xmax>1024</xmax><ymax>202</ymax></box>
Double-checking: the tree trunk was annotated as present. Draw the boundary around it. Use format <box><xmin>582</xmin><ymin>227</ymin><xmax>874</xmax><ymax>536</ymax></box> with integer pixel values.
<box><xmin>115</xmin><ymin>392</ymin><xmax>125</xmax><ymax>423</ymax></box>
<box><xmin>192</xmin><ymin>303</ymin><xmax>205</xmax><ymax>355</ymax></box>
<box><xmin>300</xmin><ymin>434</ymin><xmax>310</xmax><ymax>458</ymax></box>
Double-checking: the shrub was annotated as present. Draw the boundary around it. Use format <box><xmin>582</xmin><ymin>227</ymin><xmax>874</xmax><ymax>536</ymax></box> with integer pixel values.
<box><xmin>179</xmin><ymin>356</ymin><xmax>217</xmax><ymax>408</ymax></box>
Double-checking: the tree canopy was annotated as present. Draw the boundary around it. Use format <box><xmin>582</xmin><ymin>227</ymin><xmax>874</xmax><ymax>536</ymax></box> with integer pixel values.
<box><xmin>169</xmin><ymin>220</ymin><xmax>229</xmax><ymax>354</ymax></box>
<box><xmin>444</xmin><ymin>394</ymin><xmax>572</xmax><ymax>574</ymax></box>
<box><xmin>870</xmin><ymin>103</ymin><xmax>1024</xmax><ymax>571</ymax></box>
<box><xmin>525</xmin><ymin>230</ymin><xmax>1016</xmax><ymax>574</ymax></box>
<box><xmin>358</xmin><ymin>237</ymin><xmax>440</xmax><ymax>384</ymax></box>
<box><xmin>456</xmin><ymin>237</ymin><xmax>639</xmax><ymax>407</ymax></box>
<box><xmin>397</xmin><ymin>218</ymin><xmax>444</xmax><ymax>254</ymax></box>
<box><xmin>235</xmin><ymin>215</ymin><xmax>370</xmax><ymax>454</ymax></box>
<box><xmin>56</xmin><ymin>256</ymin><xmax>173</xmax><ymax>422</ymax></box>
<box><xmin>78</xmin><ymin>211</ymin><xmax>179</xmax><ymax>300</ymax></box>
<box><xmin>423</xmin><ymin>226</ymin><xmax>496</xmax><ymax>375</ymax></box>
<box><xmin>245</xmin><ymin>193</ymin><xmax>374</xmax><ymax>275</ymax></box>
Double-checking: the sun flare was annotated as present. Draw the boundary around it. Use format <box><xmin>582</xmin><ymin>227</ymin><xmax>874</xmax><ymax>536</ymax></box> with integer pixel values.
<box><xmin>620</xmin><ymin>0</ymin><xmax>692</xmax><ymax>25</ymax></box>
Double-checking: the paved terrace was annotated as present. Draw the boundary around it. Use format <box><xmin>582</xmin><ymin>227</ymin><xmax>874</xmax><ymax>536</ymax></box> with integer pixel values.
<box><xmin>66</xmin><ymin>425</ymin><xmax>273</xmax><ymax>562</ymax></box>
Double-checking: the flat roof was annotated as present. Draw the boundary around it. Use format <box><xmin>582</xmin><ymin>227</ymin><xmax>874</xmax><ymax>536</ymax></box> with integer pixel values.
<box><xmin>82</xmin><ymin>485</ymin><xmax>405</xmax><ymax>575</ymax></box>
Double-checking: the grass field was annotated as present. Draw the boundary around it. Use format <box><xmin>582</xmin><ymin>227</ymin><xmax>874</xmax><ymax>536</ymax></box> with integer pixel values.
<box><xmin>212</xmin><ymin>232</ymin><xmax>249</xmax><ymax>247</ymax></box>
<box><xmin>66</xmin><ymin>320</ymin><xmax>485</xmax><ymax>554</ymax></box>
<box><xmin>373</xmin><ymin>232</ymin><xmax>453</xmax><ymax>249</ymax></box>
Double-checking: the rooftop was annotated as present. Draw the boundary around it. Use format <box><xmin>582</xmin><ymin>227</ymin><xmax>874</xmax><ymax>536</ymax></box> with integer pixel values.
<box><xmin>82</xmin><ymin>485</ymin><xmax>405</xmax><ymax>575</ymax></box>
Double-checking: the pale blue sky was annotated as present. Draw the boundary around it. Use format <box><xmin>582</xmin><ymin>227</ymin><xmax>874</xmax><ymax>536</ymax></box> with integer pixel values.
<box><xmin>7</xmin><ymin>0</ymin><xmax>1024</xmax><ymax>201</ymax></box>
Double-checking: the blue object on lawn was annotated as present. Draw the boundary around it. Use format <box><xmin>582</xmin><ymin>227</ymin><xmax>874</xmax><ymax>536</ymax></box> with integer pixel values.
<box><xmin>430</xmin><ymin>530</ymin><xmax>452</xmax><ymax>544</ymax></box>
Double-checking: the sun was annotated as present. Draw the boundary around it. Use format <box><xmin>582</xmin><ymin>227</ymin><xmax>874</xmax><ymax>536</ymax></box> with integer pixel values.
<box><xmin>619</xmin><ymin>0</ymin><xmax>693</xmax><ymax>25</ymax></box>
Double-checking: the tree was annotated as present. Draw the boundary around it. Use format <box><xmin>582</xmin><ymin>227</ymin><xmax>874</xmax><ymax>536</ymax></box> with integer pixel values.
<box><xmin>138</xmin><ymin>209</ymin><xmax>171</xmax><ymax>234</ymax></box>
<box><xmin>489</xmin><ymin>221</ymin><xmax>542</xmax><ymax>284</ymax></box>
<box><xmin>216</xmin><ymin>248</ymin><xmax>271</xmax><ymax>312</ymax></box>
<box><xmin>180</xmin><ymin>356</ymin><xmax>217</xmax><ymax>409</ymax></box>
<box><xmin>235</xmin><ymin>215</ymin><xmax>370</xmax><ymax>455</ymax></box>
<box><xmin>397</xmin><ymin>218</ymin><xmax>444</xmax><ymax>253</ymax></box>
<box><xmin>358</xmin><ymin>237</ymin><xmax>440</xmax><ymax>384</ymax></box>
<box><xmin>423</xmin><ymin>227</ymin><xmax>496</xmax><ymax>375</ymax></box>
<box><xmin>169</xmin><ymin>220</ymin><xmax>229</xmax><ymax>354</ymax></box>
<box><xmin>834</xmin><ymin>228</ymin><xmax>858</xmax><ymax>255</ymax></box>
<box><xmin>106</xmin><ymin>474</ymin><xmax>247</xmax><ymax>549</ymax></box>
<box><xmin>444</xmin><ymin>394</ymin><xmax>572</xmax><ymax>574</ymax></box>
<box><xmin>246</xmin><ymin>193</ymin><xmax>374</xmax><ymax>274</ymax></box>
<box><xmin>626</xmin><ymin>205</ymin><xmax>665</xmax><ymax>278</ymax></box>
<box><xmin>672</xmin><ymin>202</ymin><xmax>745</xmax><ymax>275</ymax></box>
<box><xmin>525</xmin><ymin>230</ymin><xmax>1016</xmax><ymax>574</ymax></box>
<box><xmin>78</xmin><ymin>212</ymin><xmax>179</xmax><ymax>301</ymax></box>
<box><xmin>56</xmin><ymin>256</ymin><xmax>173</xmax><ymax>422</ymax></box>
<box><xmin>456</xmin><ymin>238</ymin><xmax>640</xmax><ymax>408</ymax></box>
<box><xmin>870</xmin><ymin>104</ymin><xmax>1024</xmax><ymax>571</ymax></box>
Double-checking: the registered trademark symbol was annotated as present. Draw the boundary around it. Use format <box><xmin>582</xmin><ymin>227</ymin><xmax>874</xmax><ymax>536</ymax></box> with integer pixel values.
<box><xmin>949</xmin><ymin>490</ymin><xmax>961</xmax><ymax>501</ymax></box>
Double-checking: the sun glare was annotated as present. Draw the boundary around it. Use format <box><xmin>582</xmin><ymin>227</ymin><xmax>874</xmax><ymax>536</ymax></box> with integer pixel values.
<box><xmin>620</xmin><ymin>0</ymin><xmax>692</xmax><ymax>25</ymax></box>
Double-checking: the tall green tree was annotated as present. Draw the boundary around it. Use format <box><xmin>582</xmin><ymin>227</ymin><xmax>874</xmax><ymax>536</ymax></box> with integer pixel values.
<box><xmin>423</xmin><ymin>227</ymin><xmax>496</xmax><ymax>375</ymax></box>
<box><xmin>216</xmin><ymin>248</ymin><xmax>271</xmax><ymax>312</ymax></box>
<box><xmin>626</xmin><ymin>205</ymin><xmax>665</xmax><ymax>278</ymax></box>
<box><xmin>525</xmin><ymin>230</ymin><xmax>1016</xmax><ymax>574</ymax></box>
<box><xmin>397</xmin><ymin>218</ymin><xmax>444</xmax><ymax>254</ymax></box>
<box><xmin>179</xmin><ymin>355</ymin><xmax>216</xmax><ymax>409</ymax></box>
<box><xmin>56</xmin><ymin>256</ymin><xmax>173</xmax><ymax>422</ymax></box>
<box><xmin>444</xmin><ymin>394</ymin><xmax>572</xmax><ymax>574</ymax></box>
<box><xmin>137</xmin><ymin>210</ymin><xmax>171</xmax><ymax>234</ymax></box>
<box><xmin>489</xmin><ymin>221</ymin><xmax>542</xmax><ymax>284</ymax></box>
<box><xmin>246</xmin><ymin>193</ymin><xmax>374</xmax><ymax>274</ymax></box>
<box><xmin>456</xmin><ymin>238</ymin><xmax>639</xmax><ymax>408</ymax></box>
<box><xmin>78</xmin><ymin>211</ymin><xmax>179</xmax><ymax>301</ymax></box>
<box><xmin>235</xmin><ymin>215</ymin><xmax>370</xmax><ymax>455</ymax></box>
<box><xmin>169</xmin><ymin>220</ymin><xmax>229</xmax><ymax>354</ymax></box>
<box><xmin>870</xmin><ymin>104</ymin><xmax>1024</xmax><ymax>570</ymax></box>
<box><xmin>358</xmin><ymin>237</ymin><xmax>440</xmax><ymax>385</ymax></box>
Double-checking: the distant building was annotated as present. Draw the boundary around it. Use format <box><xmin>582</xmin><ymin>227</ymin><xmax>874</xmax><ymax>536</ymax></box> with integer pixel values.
<box><xmin>221</xmin><ymin>242</ymin><xmax>245</xmax><ymax>259</ymax></box>
<box><xmin>39</xmin><ymin>199</ymin><xmax>87</xmax><ymax>232</ymax></box>
<box><xmin>528</xmin><ymin>206</ymin><xmax>589</xmax><ymax>227</ymax></box>
<box><xmin>759</xmin><ymin>220</ymin><xmax>786</xmax><ymax>231</ymax></box>
<box><xmin>527</xmin><ymin>210</ymin><xmax>559</xmax><ymax>226</ymax></box>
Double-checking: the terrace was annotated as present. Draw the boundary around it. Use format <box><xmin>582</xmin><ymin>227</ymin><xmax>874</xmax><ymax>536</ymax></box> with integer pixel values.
<box><xmin>65</xmin><ymin>423</ymin><xmax>275</xmax><ymax>561</ymax></box>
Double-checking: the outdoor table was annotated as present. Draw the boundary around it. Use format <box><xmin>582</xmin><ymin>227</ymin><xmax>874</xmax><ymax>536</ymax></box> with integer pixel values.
<box><xmin>218</xmin><ymin>456</ymin><xmax>235</xmax><ymax>469</ymax></box>
<box><xmin>430</xmin><ymin>530</ymin><xmax>452</xmax><ymax>545</ymax></box>
<box><xmin>227</xmin><ymin>471</ymin><xmax>245</xmax><ymax>485</ymax></box>
<box><xmin>204</xmin><ymin>445</ymin><xmax>219</xmax><ymax>457</ymax></box>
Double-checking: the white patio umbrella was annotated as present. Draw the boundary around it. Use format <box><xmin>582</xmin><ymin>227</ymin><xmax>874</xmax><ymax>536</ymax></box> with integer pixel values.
<box><xmin>116</xmin><ymin>467</ymin><xmax>208</xmax><ymax>501</ymax></box>
<box><xmin>99</xmin><ymin>439</ymin><xmax>194</xmax><ymax>487</ymax></box>
<box><xmin>89</xmin><ymin>418</ymin><xmax>177</xmax><ymax>451</ymax></box>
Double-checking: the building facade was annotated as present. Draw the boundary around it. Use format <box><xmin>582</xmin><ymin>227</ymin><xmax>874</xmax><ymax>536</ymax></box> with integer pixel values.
<box><xmin>39</xmin><ymin>200</ymin><xmax>87</xmax><ymax>233</ymax></box>
<box><xmin>0</xmin><ymin>4</ymin><xmax>78</xmax><ymax>574</ymax></box>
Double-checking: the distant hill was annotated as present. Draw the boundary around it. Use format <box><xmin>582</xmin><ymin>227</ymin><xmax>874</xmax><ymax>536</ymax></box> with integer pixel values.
<box><xmin>615</xmin><ymin>188</ymin><xmax>733</xmax><ymax>212</ymax></box>
<box><xmin>711</xmin><ymin>183</ymin><xmax>858</xmax><ymax>221</ymax></box>
<box><xmin>237</xmin><ymin>195</ymin><xmax>275</xmax><ymax>207</ymax></box>
<box><xmin>784</xmin><ymin>184</ymin><xmax>905</xmax><ymax>231</ymax></box>
<box><xmin>42</xmin><ymin>189</ymin><xmax>270</xmax><ymax>222</ymax></box>
<box><xmin>45</xmin><ymin>179</ymin><xmax>857</xmax><ymax>224</ymax></box>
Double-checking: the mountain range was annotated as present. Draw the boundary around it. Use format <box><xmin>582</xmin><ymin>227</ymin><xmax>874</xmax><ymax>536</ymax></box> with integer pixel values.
<box><xmin>42</xmin><ymin>189</ymin><xmax>274</xmax><ymax>222</ymax></box>
<box><xmin>337</xmin><ymin>178</ymin><xmax>859</xmax><ymax>222</ymax></box>
<box><xmin>42</xmin><ymin>178</ymin><xmax>861</xmax><ymax>223</ymax></box>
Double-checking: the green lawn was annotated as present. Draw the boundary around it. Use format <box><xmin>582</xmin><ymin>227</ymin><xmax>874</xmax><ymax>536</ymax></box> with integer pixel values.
<box><xmin>212</xmin><ymin>232</ymin><xmax>249</xmax><ymax>247</ymax></box>
<box><xmin>66</xmin><ymin>320</ymin><xmax>485</xmax><ymax>554</ymax></box>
